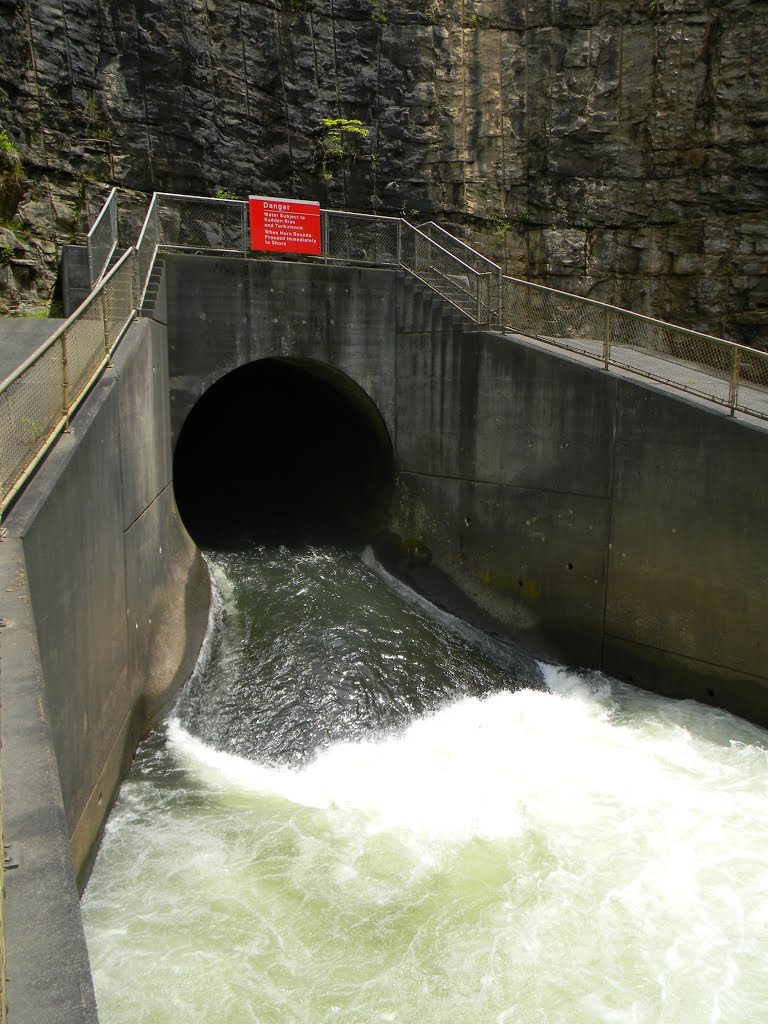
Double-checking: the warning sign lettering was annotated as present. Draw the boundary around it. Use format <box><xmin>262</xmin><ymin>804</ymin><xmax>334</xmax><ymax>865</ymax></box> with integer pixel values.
<box><xmin>249</xmin><ymin>196</ymin><xmax>322</xmax><ymax>256</ymax></box>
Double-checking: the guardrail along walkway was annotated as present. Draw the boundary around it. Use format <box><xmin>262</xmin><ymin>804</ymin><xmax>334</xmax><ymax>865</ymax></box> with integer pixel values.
<box><xmin>2</xmin><ymin>190</ymin><xmax>767</xmax><ymax>517</ymax></box>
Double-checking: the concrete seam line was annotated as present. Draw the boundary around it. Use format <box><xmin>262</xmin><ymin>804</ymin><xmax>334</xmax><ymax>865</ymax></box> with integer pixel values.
<box><xmin>602</xmin><ymin>633</ymin><xmax>768</xmax><ymax>683</ymax></box>
<box><xmin>67</xmin><ymin>701</ymin><xmax>138</xmax><ymax>846</ymax></box>
<box><xmin>122</xmin><ymin>479</ymin><xmax>174</xmax><ymax>537</ymax></box>
<box><xmin>398</xmin><ymin>469</ymin><xmax>609</xmax><ymax>503</ymax></box>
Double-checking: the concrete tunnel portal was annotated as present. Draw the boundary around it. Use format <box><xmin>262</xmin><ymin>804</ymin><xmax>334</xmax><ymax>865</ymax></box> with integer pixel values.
<box><xmin>172</xmin><ymin>358</ymin><xmax>395</xmax><ymax>550</ymax></box>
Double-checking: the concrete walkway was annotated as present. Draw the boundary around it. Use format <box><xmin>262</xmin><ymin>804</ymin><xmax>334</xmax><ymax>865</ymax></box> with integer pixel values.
<box><xmin>0</xmin><ymin>319</ymin><xmax>65</xmax><ymax>385</ymax></box>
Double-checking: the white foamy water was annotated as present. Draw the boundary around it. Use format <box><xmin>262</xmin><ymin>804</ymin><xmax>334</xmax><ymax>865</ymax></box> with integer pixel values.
<box><xmin>82</xmin><ymin>549</ymin><xmax>768</xmax><ymax>1024</ymax></box>
<box><xmin>85</xmin><ymin>673</ymin><xmax>768</xmax><ymax>1024</ymax></box>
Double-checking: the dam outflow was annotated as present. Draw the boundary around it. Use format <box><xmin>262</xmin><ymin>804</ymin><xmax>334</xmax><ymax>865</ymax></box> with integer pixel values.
<box><xmin>3</xmin><ymin>195</ymin><xmax>768</xmax><ymax>1022</ymax></box>
<box><xmin>81</xmin><ymin>545</ymin><xmax>768</xmax><ymax>1024</ymax></box>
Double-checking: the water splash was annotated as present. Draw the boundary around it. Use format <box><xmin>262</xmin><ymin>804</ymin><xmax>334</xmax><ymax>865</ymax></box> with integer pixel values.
<box><xmin>82</xmin><ymin>548</ymin><xmax>768</xmax><ymax>1024</ymax></box>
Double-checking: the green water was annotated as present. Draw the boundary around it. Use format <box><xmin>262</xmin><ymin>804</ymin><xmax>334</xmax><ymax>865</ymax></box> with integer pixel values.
<box><xmin>82</xmin><ymin>547</ymin><xmax>768</xmax><ymax>1023</ymax></box>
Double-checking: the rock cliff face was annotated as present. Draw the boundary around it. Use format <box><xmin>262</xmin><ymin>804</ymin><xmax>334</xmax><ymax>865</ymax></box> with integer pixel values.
<box><xmin>0</xmin><ymin>0</ymin><xmax>765</xmax><ymax>343</ymax></box>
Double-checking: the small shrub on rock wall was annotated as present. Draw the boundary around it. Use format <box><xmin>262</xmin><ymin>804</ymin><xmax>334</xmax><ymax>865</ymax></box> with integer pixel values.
<box><xmin>318</xmin><ymin>118</ymin><xmax>370</xmax><ymax>181</ymax></box>
<box><xmin>0</xmin><ymin>127</ymin><xmax>30</xmax><ymax>224</ymax></box>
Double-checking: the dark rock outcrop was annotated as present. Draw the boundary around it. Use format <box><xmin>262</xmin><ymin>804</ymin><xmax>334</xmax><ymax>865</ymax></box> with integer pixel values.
<box><xmin>0</xmin><ymin>0</ymin><xmax>765</xmax><ymax>344</ymax></box>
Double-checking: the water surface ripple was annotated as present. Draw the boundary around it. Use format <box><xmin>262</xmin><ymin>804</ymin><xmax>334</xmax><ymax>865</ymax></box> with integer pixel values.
<box><xmin>82</xmin><ymin>547</ymin><xmax>768</xmax><ymax>1024</ymax></box>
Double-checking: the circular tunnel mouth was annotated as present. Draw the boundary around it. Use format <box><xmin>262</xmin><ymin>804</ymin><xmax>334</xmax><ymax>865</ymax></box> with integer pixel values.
<box><xmin>173</xmin><ymin>358</ymin><xmax>395</xmax><ymax>551</ymax></box>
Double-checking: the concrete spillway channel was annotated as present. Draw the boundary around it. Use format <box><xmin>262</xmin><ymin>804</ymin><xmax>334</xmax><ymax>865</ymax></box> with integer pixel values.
<box><xmin>1</xmin><ymin>255</ymin><xmax>768</xmax><ymax>1021</ymax></box>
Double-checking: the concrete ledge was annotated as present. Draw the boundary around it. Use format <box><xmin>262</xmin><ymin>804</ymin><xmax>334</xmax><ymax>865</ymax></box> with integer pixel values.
<box><xmin>0</xmin><ymin>538</ymin><xmax>98</xmax><ymax>1024</ymax></box>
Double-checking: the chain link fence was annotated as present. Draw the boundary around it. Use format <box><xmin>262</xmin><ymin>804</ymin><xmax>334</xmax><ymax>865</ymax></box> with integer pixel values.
<box><xmin>323</xmin><ymin>211</ymin><xmax>400</xmax><ymax>266</ymax></box>
<box><xmin>5</xmin><ymin>190</ymin><xmax>768</xmax><ymax>518</ymax></box>
<box><xmin>400</xmin><ymin>222</ymin><xmax>490</xmax><ymax>324</ymax></box>
<box><xmin>157</xmin><ymin>194</ymin><xmax>247</xmax><ymax>254</ymax></box>
<box><xmin>86</xmin><ymin>187</ymin><xmax>119</xmax><ymax>288</ymax></box>
<box><xmin>502</xmin><ymin>276</ymin><xmax>768</xmax><ymax>421</ymax></box>
<box><xmin>143</xmin><ymin>197</ymin><xmax>493</xmax><ymax>325</ymax></box>
<box><xmin>421</xmin><ymin>222</ymin><xmax>502</xmax><ymax>328</ymax></box>
<box><xmin>0</xmin><ymin>248</ymin><xmax>137</xmax><ymax>516</ymax></box>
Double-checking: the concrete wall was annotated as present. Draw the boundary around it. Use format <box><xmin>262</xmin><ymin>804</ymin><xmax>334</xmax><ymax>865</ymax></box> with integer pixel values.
<box><xmin>165</xmin><ymin>255</ymin><xmax>400</xmax><ymax>450</ymax></box>
<box><xmin>165</xmin><ymin>254</ymin><xmax>768</xmax><ymax>726</ymax></box>
<box><xmin>0</xmin><ymin>314</ymin><xmax>210</xmax><ymax>1023</ymax></box>
<box><xmin>394</xmin><ymin>331</ymin><xmax>768</xmax><ymax>726</ymax></box>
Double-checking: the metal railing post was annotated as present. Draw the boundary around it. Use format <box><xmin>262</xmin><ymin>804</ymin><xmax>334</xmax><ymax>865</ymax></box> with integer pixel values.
<box><xmin>604</xmin><ymin>309</ymin><xmax>612</xmax><ymax>370</ymax></box>
<box><xmin>110</xmin><ymin>194</ymin><xmax>118</xmax><ymax>247</ymax></box>
<box><xmin>131</xmin><ymin>250</ymin><xmax>141</xmax><ymax>316</ymax></box>
<box><xmin>61</xmin><ymin>331</ymin><xmax>71</xmax><ymax>430</ymax></box>
<box><xmin>322</xmin><ymin>210</ymin><xmax>329</xmax><ymax>263</ymax></box>
<box><xmin>101</xmin><ymin>289</ymin><xmax>111</xmax><ymax>360</ymax></box>
<box><xmin>729</xmin><ymin>347</ymin><xmax>740</xmax><ymax>416</ymax></box>
<box><xmin>397</xmin><ymin>219</ymin><xmax>403</xmax><ymax>267</ymax></box>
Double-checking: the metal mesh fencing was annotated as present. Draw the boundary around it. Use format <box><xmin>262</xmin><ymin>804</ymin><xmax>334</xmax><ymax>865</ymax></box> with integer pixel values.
<box><xmin>422</xmin><ymin>222</ymin><xmax>502</xmax><ymax>326</ymax></box>
<box><xmin>64</xmin><ymin>294</ymin><xmax>106</xmax><ymax>403</ymax></box>
<box><xmin>502</xmin><ymin>277</ymin><xmax>607</xmax><ymax>361</ymax></box>
<box><xmin>87</xmin><ymin>188</ymin><xmax>119</xmax><ymax>287</ymax></box>
<box><xmin>8</xmin><ymin>189</ymin><xmax>768</xmax><ymax>519</ymax></box>
<box><xmin>136</xmin><ymin>193</ymin><xmax>160</xmax><ymax>306</ymax></box>
<box><xmin>609</xmin><ymin>311</ymin><xmax>734</xmax><ymax>407</ymax></box>
<box><xmin>323</xmin><ymin>211</ymin><xmax>400</xmax><ymax>265</ymax></box>
<box><xmin>502</xmin><ymin>275</ymin><xmax>768</xmax><ymax>420</ymax></box>
<box><xmin>400</xmin><ymin>224</ymin><xmax>481</xmax><ymax>321</ymax></box>
<box><xmin>157</xmin><ymin>194</ymin><xmax>246</xmax><ymax>253</ymax></box>
<box><xmin>102</xmin><ymin>252</ymin><xmax>138</xmax><ymax>352</ymax></box>
<box><xmin>0</xmin><ymin>339</ymin><xmax>66</xmax><ymax>504</ymax></box>
<box><xmin>731</xmin><ymin>346</ymin><xmax>768</xmax><ymax>420</ymax></box>
<box><xmin>0</xmin><ymin>250</ymin><xmax>139</xmax><ymax>515</ymax></box>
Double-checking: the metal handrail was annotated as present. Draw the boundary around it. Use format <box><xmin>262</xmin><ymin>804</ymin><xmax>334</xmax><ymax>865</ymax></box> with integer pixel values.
<box><xmin>136</xmin><ymin>191</ymin><xmax>160</xmax><ymax>309</ymax></box>
<box><xmin>501</xmin><ymin>274</ymin><xmax>768</xmax><ymax>418</ymax></box>
<box><xmin>502</xmin><ymin>274</ymin><xmax>740</xmax><ymax>348</ymax></box>
<box><xmin>0</xmin><ymin>247</ymin><xmax>137</xmax><ymax>516</ymax></box>
<box><xmin>4</xmin><ymin>188</ymin><xmax>768</xmax><ymax>520</ymax></box>
<box><xmin>401</xmin><ymin>222</ymin><xmax>480</xmax><ymax>279</ymax></box>
<box><xmin>117</xmin><ymin>192</ymin><xmax>768</xmax><ymax>425</ymax></box>
<box><xmin>422</xmin><ymin>221</ymin><xmax>502</xmax><ymax>274</ymax></box>
<box><xmin>0</xmin><ymin>247</ymin><xmax>135</xmax><ymax>397</ymax></box>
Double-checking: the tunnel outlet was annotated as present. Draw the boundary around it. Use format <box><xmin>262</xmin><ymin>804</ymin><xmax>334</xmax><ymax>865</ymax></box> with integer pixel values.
<box><xmin>172</xmin><ymin>358</ymin><xmax>394</xmax><ymax>550</ymax></box>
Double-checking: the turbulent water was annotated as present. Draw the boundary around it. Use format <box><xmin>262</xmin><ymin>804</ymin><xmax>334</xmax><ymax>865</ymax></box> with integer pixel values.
<box><xmin>82</xmin><ymin>547</ymin><xmax>768</xmax><ymax>1024</ymax></box>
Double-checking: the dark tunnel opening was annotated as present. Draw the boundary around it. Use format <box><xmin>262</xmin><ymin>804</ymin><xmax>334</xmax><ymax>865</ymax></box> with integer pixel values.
<box><xmin>172</xmin><ymin>358</ymin><xmax>395</xmax><ymax>550</ymax></box>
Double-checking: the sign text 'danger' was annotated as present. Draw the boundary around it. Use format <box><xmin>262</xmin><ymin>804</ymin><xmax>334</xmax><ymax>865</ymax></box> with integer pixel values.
<box><xmin>249</xmin><ymin>196</ymin><xmax>322</xmax><ymax>256</ymax></box>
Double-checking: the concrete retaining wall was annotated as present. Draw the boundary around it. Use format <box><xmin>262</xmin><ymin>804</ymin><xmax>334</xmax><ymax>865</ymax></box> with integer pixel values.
<box><xmin>0</xmin><ymin>314</ymin><xmax>210</xmax><ymax>1023</ymax></box>
<box><xmin>165</xmin><ymin>254</ymin><xmax>768</xmax><ymax>726</ymax></box>
<box><xmin>394</xmin><ymin>329</ymin><xmax>768</xmax><ymax>725</ymax></box>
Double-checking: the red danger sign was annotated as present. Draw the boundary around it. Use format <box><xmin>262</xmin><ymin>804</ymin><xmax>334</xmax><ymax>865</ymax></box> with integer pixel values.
<box><xmin>249</xmin><ymin>196</ymin><xmax>322</xmax><ymax>255</ymax></box>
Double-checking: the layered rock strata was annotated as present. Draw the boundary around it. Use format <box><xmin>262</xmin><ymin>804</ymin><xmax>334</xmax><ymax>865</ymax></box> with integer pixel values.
<box><xmin>0</xmin><ymin>0</ymin><xmax>765</xmax><ymax>344</ymax></box>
